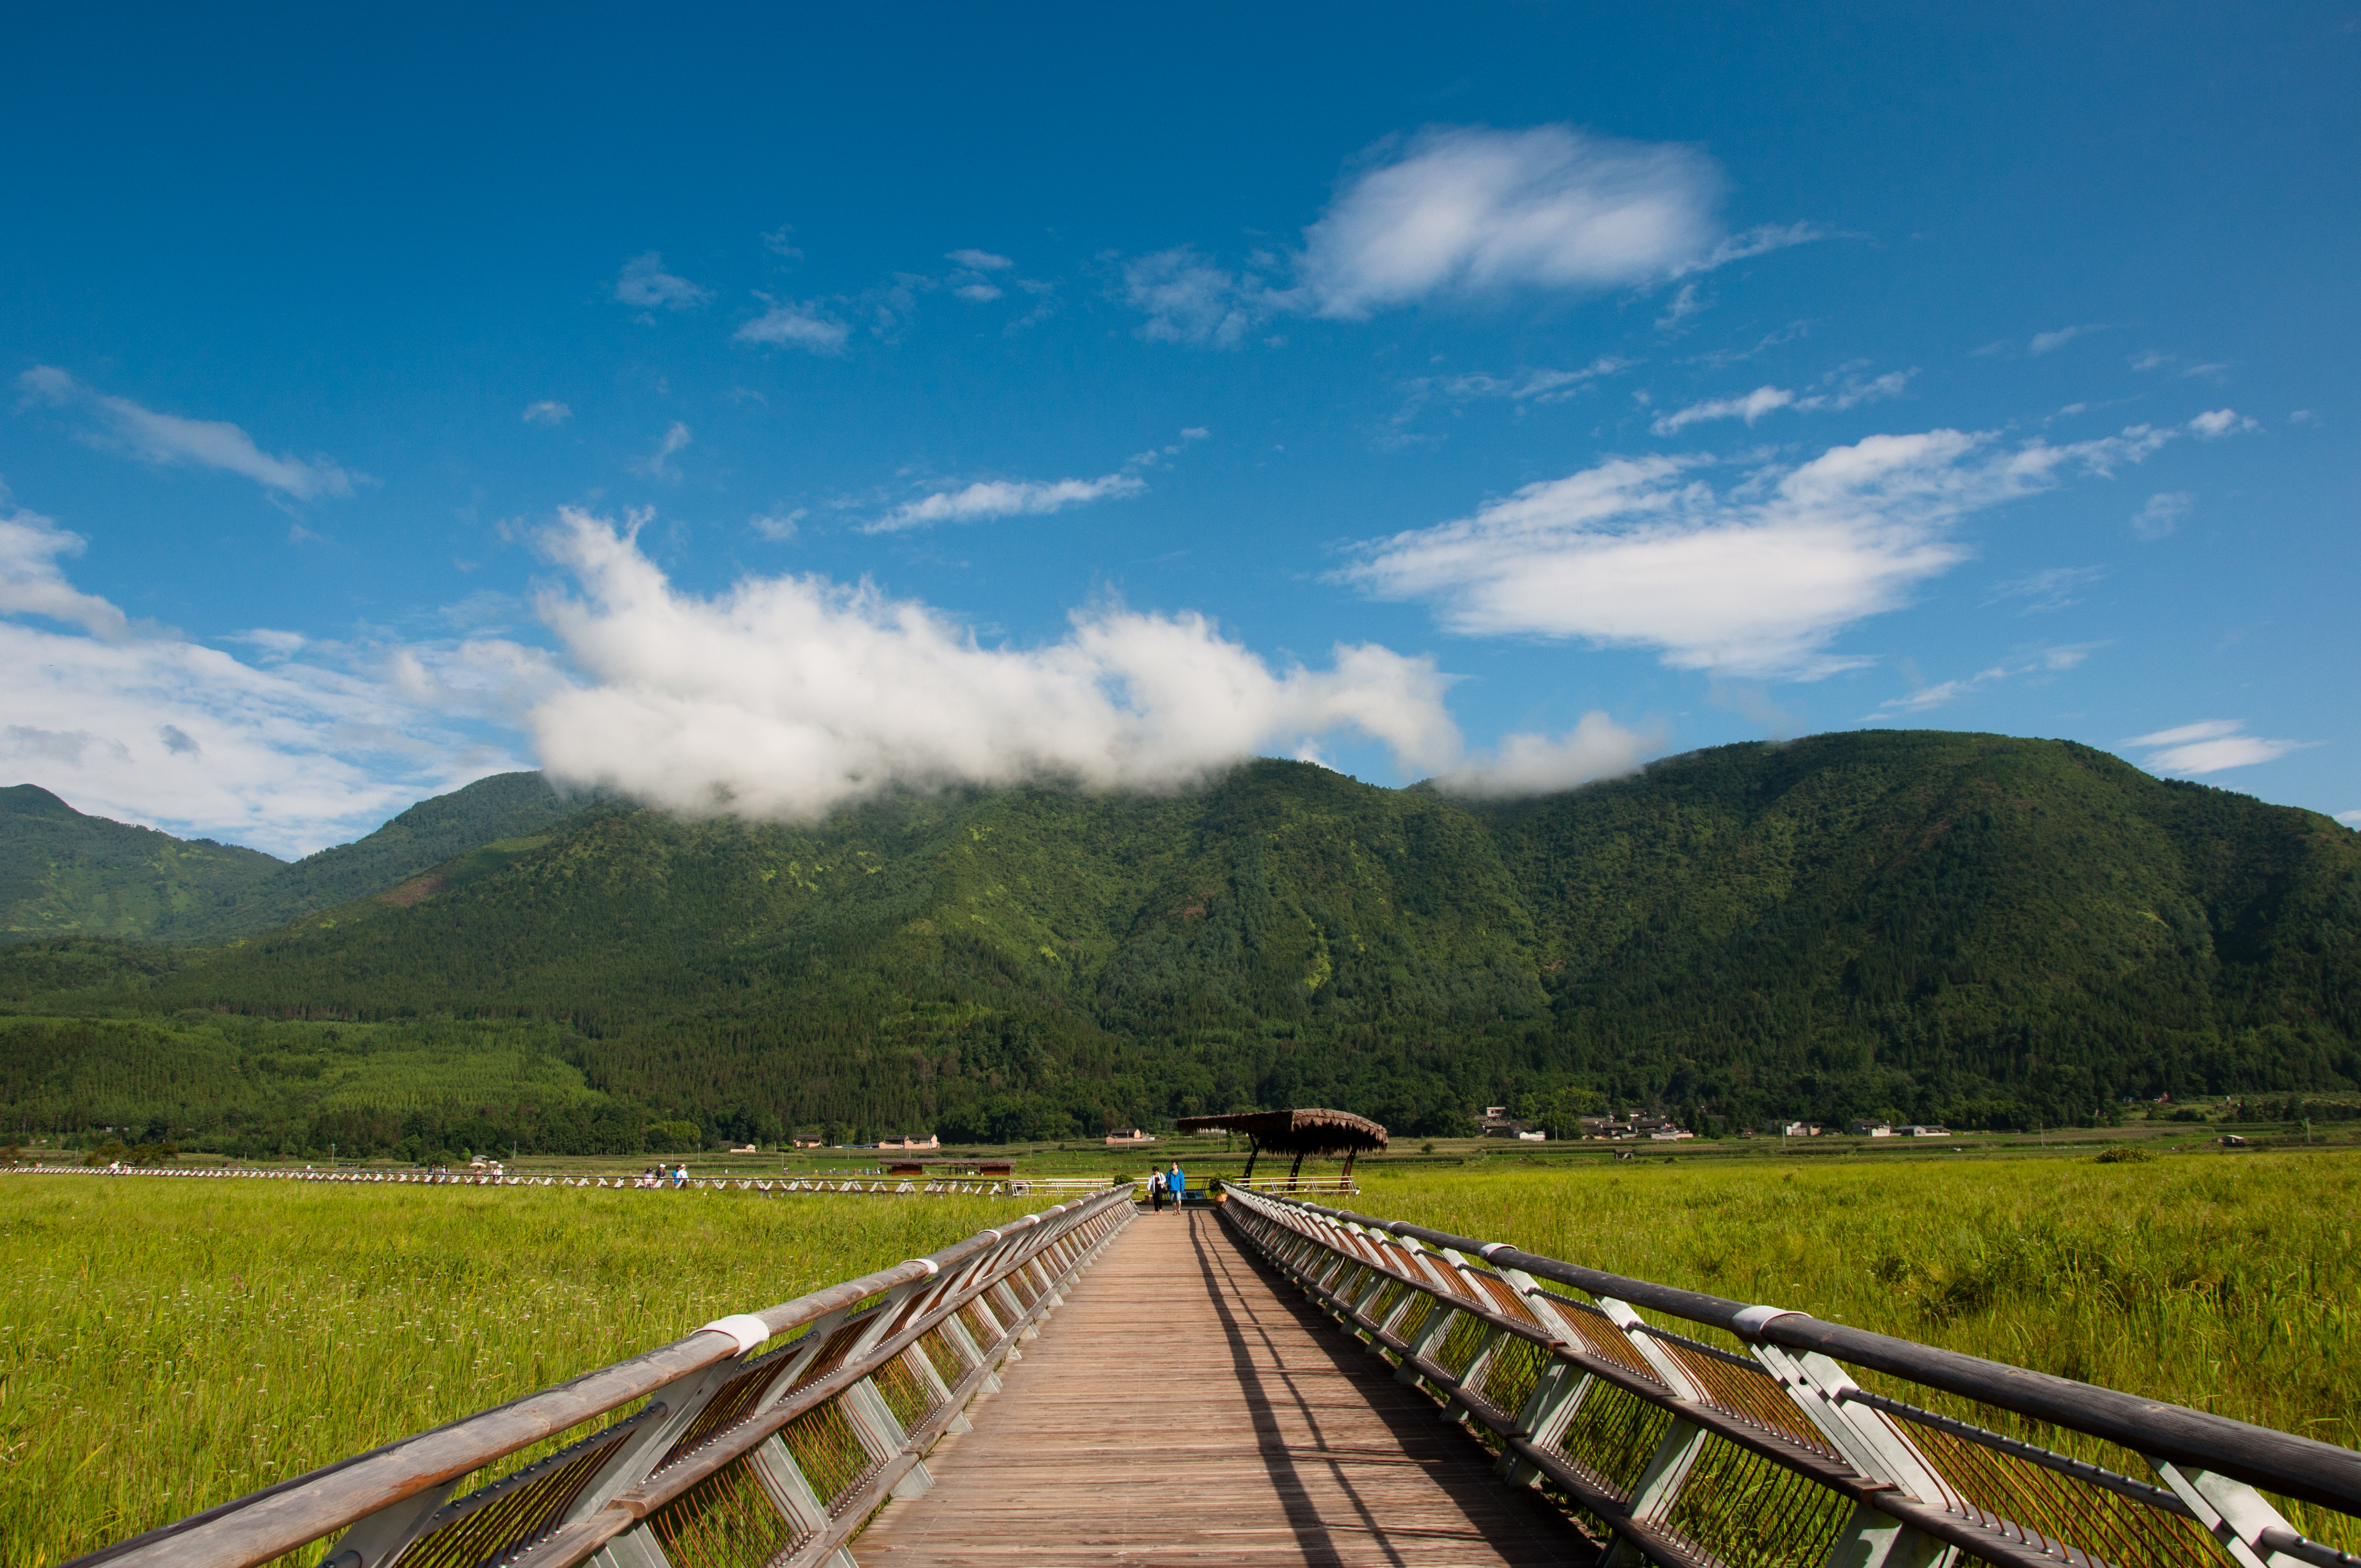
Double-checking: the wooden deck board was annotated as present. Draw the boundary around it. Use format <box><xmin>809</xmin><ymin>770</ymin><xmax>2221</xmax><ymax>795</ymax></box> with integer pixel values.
<box><xmin>853</xmin><ymin>1207</ymin><xmax>1588</xmax><ymax>1567</ymax></box>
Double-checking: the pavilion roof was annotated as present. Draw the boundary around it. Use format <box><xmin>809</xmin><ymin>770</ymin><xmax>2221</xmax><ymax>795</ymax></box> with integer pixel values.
<box><xmin>1173</xmin><ymin>1108</ymin><xmax>1389</xmax><ymax>1155</ymax></box>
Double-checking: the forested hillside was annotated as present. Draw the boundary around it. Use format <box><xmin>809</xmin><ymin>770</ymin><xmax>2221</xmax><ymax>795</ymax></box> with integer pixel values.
<box><xmin>0</xmin><ymin>786</ymin><xmax>284</xmax><ymax>941</ymax></box>
<box><xmin>0</xmin><ymin>771</ymin><xmax>582</xmax><ymax>944</ymax></box>
<box><xmin>3</xmin><ymin>732</ymin><xmax>2355</xmax><ymax>1157</ymax></box>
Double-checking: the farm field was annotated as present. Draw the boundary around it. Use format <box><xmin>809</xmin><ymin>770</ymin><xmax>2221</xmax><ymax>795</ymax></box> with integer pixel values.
<box><xmin>0</xmin><ymin>1179</ymin><xmax>1036</xmax><ymax>1567</ymax></box>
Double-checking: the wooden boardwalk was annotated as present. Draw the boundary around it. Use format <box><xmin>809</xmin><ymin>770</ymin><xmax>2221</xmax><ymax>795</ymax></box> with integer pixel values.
<box><xmin>855</xmin><ymin>1206</ymin><xmax>1587</xmax><ymax>1568</ymax></box>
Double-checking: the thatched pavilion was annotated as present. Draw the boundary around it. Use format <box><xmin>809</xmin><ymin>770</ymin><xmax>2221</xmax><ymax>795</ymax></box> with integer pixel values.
<box><xmin>1173</xmin><ymin>1108</ymin><xmax>1389</xmax><ymax>1182</ymax></box>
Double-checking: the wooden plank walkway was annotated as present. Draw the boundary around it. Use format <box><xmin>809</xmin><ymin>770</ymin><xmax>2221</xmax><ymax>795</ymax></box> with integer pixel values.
<box><xmin>855</xmin><ymin>1206</ymin><xmax>1588</xmax><ymax>1568</ymax></box>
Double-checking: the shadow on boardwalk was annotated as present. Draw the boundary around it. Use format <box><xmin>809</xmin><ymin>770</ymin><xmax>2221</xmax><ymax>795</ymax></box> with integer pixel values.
<box><xmin>855</xmin><ymin>1206</ymin><xmax>1590</xmax><ymax>1567</ymax></box>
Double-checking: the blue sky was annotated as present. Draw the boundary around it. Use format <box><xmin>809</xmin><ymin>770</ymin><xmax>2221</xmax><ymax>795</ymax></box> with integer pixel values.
<box><xmin>5</xmin><ymin>3</ymin><xmax>2355</xmax><ymax>856</ymax></box>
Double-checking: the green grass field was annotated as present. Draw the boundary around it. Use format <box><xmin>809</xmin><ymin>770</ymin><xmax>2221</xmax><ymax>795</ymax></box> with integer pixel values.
<box><xmin>8</xmin><ymin>1150</ymin><xmax>2359</xmax><ymax>1564</ymax></box>
<box><xmin>1350</xmin><ymin>1151</ymin><xmax>2361</xmax><ymax>1549</ymax></box>
<box><xmin>0</xmin><ymin>1179</ymin><xmax>1036</xmax><ymax>1567</ymax></box>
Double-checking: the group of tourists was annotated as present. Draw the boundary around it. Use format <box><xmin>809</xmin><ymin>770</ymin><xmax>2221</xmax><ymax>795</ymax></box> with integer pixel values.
<box><xmin>1145</xmin><ymin>1161</ymin><xmax>1188</xmax><ymax>1211</ymax></box>
<box><xmin>633</xmin><ymin>1164</ymin><xmax>691</xmax><ymax>1188</ymax></box>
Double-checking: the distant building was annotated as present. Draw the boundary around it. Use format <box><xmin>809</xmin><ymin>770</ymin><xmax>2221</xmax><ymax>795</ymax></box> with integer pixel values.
<box><xmin>1848</xmin><ymin>1120</ymin><xmax>1893</xmax><ymax>1137</ymax></box>
<box><xmin>728</xmin><ymin>1143</ymin><xmax>760</xmax><ymax>1154</ymax></box>
<box><xmin>1778</xmin><ymin>1121</ymin><xmax>1824</xmax><ymax>1137</ymax></box>
<box><xmin>1479</xmin><ymin>1106</ymin><xmax>1534</xmax><ymax>1137</ymax></box>
<box><xmin>1516</xmin><ymin>1129</ymin><xmax>1547</xmax><ymax>1141</ymax></box>
<box><xmin>875</xmin><ymin>1134</ymin><xmax>939</xmax><ymax>1150</ymax></box>
<box><xmin>1896</xmin><ymin>1124</ymin><xmax>1951</xmax><ymax>1137</ymax></box>
<box><xmin>1104</xmin><ymin>1129</ymin><xmax>1158</xmax><ymax>1147</ymax></box>
<box><xmin>1649</xmin><ymin>1128</ymin><xmax>1695</xmax><ymax>1141</ymax></box>
<box><xmin>791</xmin><ymin>1136</ymin><xmax>824</xmax><ymax>1148</ymax></box>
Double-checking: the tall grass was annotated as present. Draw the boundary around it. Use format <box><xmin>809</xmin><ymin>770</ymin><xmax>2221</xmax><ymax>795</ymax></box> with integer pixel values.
<box><xmin>1356</xmin><ymin>1153</ymin><xmax>2361</xmax><ymax>1544</ymax></box>
<box><xmin>0</xmin><ymin>1180</ymin><xmax>1035</xmax><ymax>1566</ymax></box>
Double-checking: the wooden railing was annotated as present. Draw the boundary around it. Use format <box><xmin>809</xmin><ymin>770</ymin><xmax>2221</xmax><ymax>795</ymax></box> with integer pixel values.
<box><xmin>66</xmin><ymin>1189</ymin><xmax>1134</xmax><ymax>1568</ymax></box>
<box><xmin>1222</xmin><ymin>1188</ymin><xmax>2361</xmax><ymax>1568</ymax></box>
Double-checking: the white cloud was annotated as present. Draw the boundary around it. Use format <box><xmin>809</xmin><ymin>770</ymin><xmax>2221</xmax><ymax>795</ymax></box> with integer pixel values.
<box><xmin>2290</xmin><ymin>410</ymin><xmax>2318</xmax><ymax>425</ymax></box>
<box><xmin>1649</xmin><ymin>367</ymin><xmax>1913</xmax><ymax>435</ymax></box>
<box><xmin>2336</xmin><ymin>809</ymin><xmax>2361</xmax><ymax>827</ymax></box>
<box><xmin>1434</xmin><ymin>711</ymin><xmax>1661</xmax><ymax>797</ymax></box>
<box><xmin>947</xmin><ymin>249</ymin><xmax>1013</xmax><ymax>270</ymax></box>
<box><xmin>1124</xmin><ymin>125</ymin><xmax>1816</xmax><ymax>345</ymax></box>
<box><xmin>1863</xmin><ymin>644</ymin><xmax>2101</xmax><ymax>717</ymax></box>
<box><xmin>2029</xmin><ymin>324</ymin><xmax>2107</xmax><ymax>355</ymax></box>
<box><xmin>1</xmin><ymin>500</ymin><xmax>530</xmax><ymax>855</ymax></box>
<box><xmin>523</xmin><ymin>401</ymin><xmax>573</xmax><ymax>426</ymax></box>
<box><xmin>868</xmin><ymin>471</ymin><xmax>1145</xmax><ymax>533</ymax></box>
<box><xmin>1123</xmin><ymin>248</ymin><xmax>1265</xmax><ymax>347</ymax></box>
<box><xmin>2189</xmin><ymin>407</ymin><xmax>2257</xmax><ymax>438</ymax></box>
<box><xmin>1299</xmin><ymin>126</ymin><xmax>1731</xmax><ymax>318</ymax></box>
<box><xmin>2132</xmin><ymin>491</ymin><xmax>2192</xmax><ymax>541</ymax></box>
<box><xmin>17</xmin><ymin>367</ymin><xmax>358</xmax><ymax>502</ymax></box>
<box><xmin>1655</xmin><ymin>281</ymin><xmax>1709</xmax><ymax>330</ymax></box>
<box><xmin>953</xmin><ymin>284</ymin><xmax>1003</xmax><ymax>302</ymax></box>
<box><xmin>630</xmin><ymin>422</ymin><xmax>693</xmax><ymax>481</ymax></box>
<box><xmin>524</xmin><ymin>509</ymin><xmax>1464</xmax><ymax>819</ymax></box>
<box><xmin>1340</xmin><ymin>423</ymin><xmax>2178</xmax><ymax>679</ymax></box>
<box><xmin>614</xmin><ymin>252</ymin><xmax>710</xmax><ymax>310</ymax></box>
<box><xmin>1435</xmin><ymin>357</ymin><xmax>1634</xmax><ymax>405</ymax></box>
<box><xmin>1</xmin><ymin>497</ymin><xmax>135</xmax><ymax>639</ymax></box>
<box><xmin>735</xmin><ymin>298</ymin><xmax>851</xmax><ymax>352</ymax></box>
<box><xmin>1985</xmin><ymin>565</ymin><xmax>2105</xmax><ymax>613</ymax></box>
<box><xmin>2126</xmin><ymin>719</ymin><xmax>2311</xmax><ymax>776</ymax></box>
<box><xmin>1651</xmin><ymin>385</ymin><xmax>1798</xmax><ymax>433</ymax></box>
<box><xmin>867</xmin><ymin>429</ymin><xmax>1207</xmax><ymax>532</ymax></box>
<box><xmin>749</xmin><ymin>510</ymin><xmax>805</xmax><ymax>542</ymax></box>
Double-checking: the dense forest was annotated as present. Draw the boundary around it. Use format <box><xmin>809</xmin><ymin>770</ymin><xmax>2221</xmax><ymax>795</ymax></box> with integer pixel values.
<box><xmin>3</xmin><ymin>731</ymin><xmax>2357</xmax><ymax>1158</ymax></box>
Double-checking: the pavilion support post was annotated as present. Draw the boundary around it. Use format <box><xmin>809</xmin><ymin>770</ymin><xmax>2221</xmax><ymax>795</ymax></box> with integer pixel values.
<box><xmin>1340</xmin><ymin>1150</ymin><xmax>1357</xmax><ymax>1181</ymax></box>
<box><xmin>1288</xmin><ymin>1151</ymin><xmax>1306</xmax><ymax>1182</ymax></box>
<box><xmin>1242</xmin><ymin>1139</ymin><xmax>1260</xmax><ymax>1180</ymax></box>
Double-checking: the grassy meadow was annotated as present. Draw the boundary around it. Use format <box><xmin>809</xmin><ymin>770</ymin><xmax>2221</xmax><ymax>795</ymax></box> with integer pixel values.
<box><xmin>0</xmin><ymin>1179</ymin><xmax>1035</xmax><ymax>1567</ymax></box>
<box><xmin>8</xmin><ymin>1148</ymin><xmax>2359</xmax><ymax>1563</ymax></box>
<box><xmin>1353</xmin><ymin>1151</ymin><xmax>2361</xmax><ymax>1547</ymax></box>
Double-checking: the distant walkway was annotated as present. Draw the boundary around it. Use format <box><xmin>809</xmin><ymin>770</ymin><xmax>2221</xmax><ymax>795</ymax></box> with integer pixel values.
<box><xmin>855</xmin><ymin>1205</ymin><xmax>1585</xmax><ymax>1568</ymax></box>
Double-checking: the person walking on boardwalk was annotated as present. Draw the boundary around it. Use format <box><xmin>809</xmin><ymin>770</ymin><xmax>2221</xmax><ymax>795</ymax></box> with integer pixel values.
<box><xmin>1148</xmin><ymin>1168</ymin><xmax>1166</xmax><ymax>1211</ymax></box>
<box><xmin>1167</xmin><ymin>1160</ymin><xmax>1185</xmax><ymax>1210</ymax></box>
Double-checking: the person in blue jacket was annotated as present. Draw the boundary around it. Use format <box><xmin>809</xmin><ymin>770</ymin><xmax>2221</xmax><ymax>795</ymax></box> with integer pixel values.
<box><xmin>1166</xmin><ymin>1161</ymin><xmax>1184</xmax><ymax>1210</ymax></box>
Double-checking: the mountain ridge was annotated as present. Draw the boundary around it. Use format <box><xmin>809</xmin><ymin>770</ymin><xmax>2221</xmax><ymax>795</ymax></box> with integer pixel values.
<box><xmin>2</xmin><ymin>730</ymin><xmax>2353</xmax><ymax>1156</ymax></box>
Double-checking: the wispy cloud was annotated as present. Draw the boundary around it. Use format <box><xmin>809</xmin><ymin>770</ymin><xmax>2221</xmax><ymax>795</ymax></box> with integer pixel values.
<box><xmin>614</xmin><ymin>252</ymin><xmax>710</xmax><ymax>311</ymax></box>
<box><xmin>1985</xmin><ymin>565</ymin><xmax>2106</xmax><ymax>613</ymax></box>
<box><xmin>1123</xmin><ymin>124</ymin><xmax>1819</xmax><ymax>345</ymax></box>
<box><xmin>870</xmin><ymin>472</ymin><xmax>1145</xmax><ymax>532</ymax></box>
<box><xmin>749</xmin><ymin>509</ymin><xmax>805</xmax><ymax>542</ymax></box>
<box><xmin>2130</xmin><ymin>350</ymin><xmax>2231</xmax><ymax>379</ymax></box>
<box><xmin>866</xmin><ymin>429</ymin><xmax>1207</xmax><ymax>533</ymax></box>
<box><xmin>16</xmin><ymin>367</ymin><xmax>359</xmax><ymax>502</ymax></box>
<box><xmin>2126</xmin><ymin>719</ymin><xmax>2311</xmax><ymax>775</ymax></box>
<box><xmin>630</xmin><ymin>422</ymin><xmax>693</xmax><ymax>481</ymax></box>
<box><xmin>1648</xmin><ymin>366</ymin><xmax>1914</xmax><ymax>435</ymax></box>
<box><xmin>1864</xmin><ymin>644</ymin><xmax>2101</xmax><ymax>717</ymax></box>
<box><xmin>2131</xmin><ymin>491</ymin><xmax>2192</xmax><ymax>541</ymax></box>
<box><xmin>1</xmin><ymin>492</ymin><xmax>136</xmax><ymax>639</ymax></box>
<box><xmin>2189</xmin><ymin>407</ymin><xmax>2258</xmax><ymax>438</ymax></box>
<box><xmin>1339</xmin><ymin>422</ymin><xmax>2179</xmax><ymax>679</ymax></box>
<box><xmin>946</xmin><ymin>249</ymin><xmax>1013</xmax><ymax>271</ymax></box>
<box><xmin>1</xmin><ymin>493</ymin><xmax>534</xmax><ymax>854</ymax></box>
<box><xmin>522</xmin><ymin>400</ymin><xmax>572</xmax><ymax>427</ymax></box>
<box><xmin>2028</xmin><ymin>323</ymin><xmax>2108</xmax><ymax>356</ymax></box>
<box><xmin>1434</xmin><ymin>710</ymin><xmax>1663</xmax><ymax>797</ymax></box>
<box><xmin>735</xmin><ymin>298</ymin><xmax>851</xmax><ymax>352</ymax></box>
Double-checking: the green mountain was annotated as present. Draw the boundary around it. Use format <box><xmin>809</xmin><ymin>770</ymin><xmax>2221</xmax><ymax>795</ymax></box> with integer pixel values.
<box><xmin>0</xmin><ymin>785</ymin><xmax>284</xmax><ymax>941</ymax></box>
<box><xmin>2</xmin><ymin>731</ymin><xmax>2355</xmax><ymax>1158</ymax></box>
<box><xmin>158</xmin><ymin>770</ymin><xmax>584</xmax><ymax>941</ymax></box>
<box><xmin>0</xmin><ymin>771</ymin><xmax>583</xmax><ymax>945</ymax></box>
